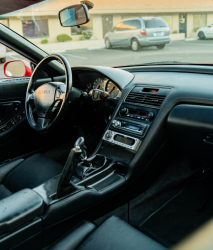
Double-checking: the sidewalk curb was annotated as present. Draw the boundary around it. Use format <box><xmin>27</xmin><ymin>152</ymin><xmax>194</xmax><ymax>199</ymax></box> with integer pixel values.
<box><xmin>185</xmin><ymin>38</ymin><xmax>198</xmax><ymax>41</ymax></box>
<box><xmin>88</xmin><ymin>46</ymin><xmax>105</xmax><ymax>50</ymax></box>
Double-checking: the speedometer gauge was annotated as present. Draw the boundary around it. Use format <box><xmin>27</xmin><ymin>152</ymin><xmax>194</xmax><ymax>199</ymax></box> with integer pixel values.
<box><xmin>93</xmin><ymin>78</ymin><xmax>106</xmax><ymax>91</ymax></box>
<box><xmin>106</xmin><ymin>81</ymin><xmax>119</xmax><ymax>98</ymax></box>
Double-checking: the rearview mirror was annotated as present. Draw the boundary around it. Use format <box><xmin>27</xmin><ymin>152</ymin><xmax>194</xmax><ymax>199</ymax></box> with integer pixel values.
<box><xmin>3</xmin><ymin>60</ymin><xmax>32</xmax><ymax>78</ymax></box>
<box><xmin>59</xmin><ymin>4</ymin><xmax>90</xmax><ymax>27</ymax></box>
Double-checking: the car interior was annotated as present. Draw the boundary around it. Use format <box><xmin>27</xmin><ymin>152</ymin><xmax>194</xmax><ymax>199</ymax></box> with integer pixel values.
<box><xmin>1</xmin><ymin>1</ymin><xmax>213</xmax><ymax>250</ymax></box>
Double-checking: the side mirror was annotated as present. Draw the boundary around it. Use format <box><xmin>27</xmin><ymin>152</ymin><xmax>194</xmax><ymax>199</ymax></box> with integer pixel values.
<box><xmin>3</xmin><ymin>60</ymin><xmax>32</xmax><ymax>78</ymax></box>
<box><xmin>59</xmin><ymin>4</ymin><xmax>90</xmax><ymax>27</ymax></box>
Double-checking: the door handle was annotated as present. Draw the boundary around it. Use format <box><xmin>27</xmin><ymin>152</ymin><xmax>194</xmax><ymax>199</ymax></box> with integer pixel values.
<box><xmin>0</xmin><ymin>101</ymin><xmax>21</xmax><ymax>125</ymax></box>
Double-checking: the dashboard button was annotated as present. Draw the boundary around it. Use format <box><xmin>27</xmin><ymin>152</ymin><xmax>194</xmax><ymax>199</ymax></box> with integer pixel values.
<box><xmin>105</xmin><ymin>131</ymin><xmax>113</xmax><ymax>140</ymax></box>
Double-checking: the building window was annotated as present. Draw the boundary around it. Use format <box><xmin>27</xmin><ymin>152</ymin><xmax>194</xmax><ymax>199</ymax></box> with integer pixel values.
<box><xmin>71</xmin><ymin>18</ymin><xmax>93</xmax><ymax>36</ymax></box>
<box><xmin>193</xmin><ymin>14</ymin><xmax>207</xmax><ymax>29</ymax></box>
<box><xmin>22</xmin><ymin>20</ymin><xmax>49</xmax><ymax>38</ymax></box>
<box><xmin>158</xmin><ymin>16</ymin><xmax>173</xmax><ymax>29</ymax></box>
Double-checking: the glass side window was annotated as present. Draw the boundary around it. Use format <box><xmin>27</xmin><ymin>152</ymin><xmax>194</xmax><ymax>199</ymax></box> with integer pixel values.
<box><xmin>193</xmin><ymin>14</ymin><xmax>207</xmax><ymax>29</ymax></box>
<box><xmin>144</xmin><ymin>19</ymin><xmax>168</xmax><ymax>28</ymax></box>
<box><xmin>123</xmin><ymin>20</ymin><xmax>141</xmax><ymax>30</ymax></box>
<box><xmin>0</xmin><ymin>45</ymin><xmax>29</xmax><ymax>79</ymax></box>
<box><xmin>113</xmin><ymin>22</ymin><xmax>123</xmax><ymax>32</ymax></box>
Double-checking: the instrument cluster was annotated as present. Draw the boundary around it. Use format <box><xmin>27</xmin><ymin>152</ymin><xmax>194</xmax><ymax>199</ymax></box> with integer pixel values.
<box><xmin>91</xmin><ymin>78</ymin><xmax>121</xmax><ymax>99</ymax></box>
<box><xmin>76</xmin><ymin>71</ymin><xmax>122</xmax><ymax>99</ymax></box>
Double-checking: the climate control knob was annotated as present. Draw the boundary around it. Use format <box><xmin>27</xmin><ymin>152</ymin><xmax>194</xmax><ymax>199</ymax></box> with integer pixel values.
<box><xmin>112</xmin><ymin>120</ymin><xmax>121</xmax><ymax>127</ymax></box>
<box><xmin>120</xmin><ymin>108</ymin><xmax>129</xmax><ymax>115</ymax></box>
<box><xmin>147</xmin><ymin>112</ymin><xmax>154</xmax><ymax>120</ymax></box>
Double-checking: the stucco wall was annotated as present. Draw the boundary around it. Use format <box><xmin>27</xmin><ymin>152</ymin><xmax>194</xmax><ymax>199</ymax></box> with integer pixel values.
<box><xmin>207</xmin><ymin>13</ymin><xmax>213</xmax><ymax>25</ymax></box>
<box><xmin>92</xmin><ymin>15</ymin><xmax>103</xmax><ymax>39</ymax></box>
<box><xmin>187</xmin><ymin>14</ymin><xmax>194</xmax><ymax>37</ymax></box>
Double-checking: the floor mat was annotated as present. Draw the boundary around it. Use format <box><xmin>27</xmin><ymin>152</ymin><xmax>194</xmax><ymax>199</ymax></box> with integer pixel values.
<box><xmin>129</xmin><ymin>155</ymin><xmax>198</xmax><ymax>226</ymax></box>
<box><xmin>140</xmin><ymin>170</ymin><xmax>213</xmax><ymax>244</ymax></box>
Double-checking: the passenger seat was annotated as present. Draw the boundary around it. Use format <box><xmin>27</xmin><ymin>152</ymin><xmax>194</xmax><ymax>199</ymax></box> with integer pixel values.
<box><xmin>48</xmin><ymin>216</ymin><xmax>167</xmax><ymax>250</ymax></box>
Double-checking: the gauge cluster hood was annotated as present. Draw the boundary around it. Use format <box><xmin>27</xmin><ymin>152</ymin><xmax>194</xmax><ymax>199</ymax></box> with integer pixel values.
<box><xmin>73</xmin><ymin>66</ymin><xmax>134</xmax><ymax>89</ymax></box>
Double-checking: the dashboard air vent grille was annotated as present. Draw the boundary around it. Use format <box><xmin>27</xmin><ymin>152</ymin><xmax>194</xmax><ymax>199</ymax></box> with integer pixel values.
<box><xmin>125</xmin><ymin>90</ymin><xmax>167</xmax><ymax>108</ymax></box>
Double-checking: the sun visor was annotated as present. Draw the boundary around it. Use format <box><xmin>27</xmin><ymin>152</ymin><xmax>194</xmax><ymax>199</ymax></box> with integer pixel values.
<box><xmin>0</xmin><ymin>0</ymin><xmax>44</xmax><ymax>15</ymax></box>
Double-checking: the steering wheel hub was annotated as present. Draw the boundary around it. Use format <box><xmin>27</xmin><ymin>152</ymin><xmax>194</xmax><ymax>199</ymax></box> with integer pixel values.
<box><xmin>34</xmin><ymin>83</ymin><xmax>56</xmax><ymax>117</ymax></box>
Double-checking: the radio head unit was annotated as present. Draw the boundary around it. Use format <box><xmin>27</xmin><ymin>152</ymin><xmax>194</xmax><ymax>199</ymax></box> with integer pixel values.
<box><xmin>111</xmin><ymin>119</ymin><xmax>148</xmax><ymax>136</ymax></box>
<box><xmin>103</xmin><ymin>130</ymin><xmax>141</xmax><ymax>152</ymax></box>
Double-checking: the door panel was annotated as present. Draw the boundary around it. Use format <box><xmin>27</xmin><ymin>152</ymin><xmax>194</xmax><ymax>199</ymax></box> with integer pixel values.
<box><xmin>205</xmin><ymin>25</ymin><xmax>213</xmax><ymax>38</ymax></box>
<box><xmin>0</xmin><ymin>75</ymin><xmax>73</xmax><ymax>163</ymax></box>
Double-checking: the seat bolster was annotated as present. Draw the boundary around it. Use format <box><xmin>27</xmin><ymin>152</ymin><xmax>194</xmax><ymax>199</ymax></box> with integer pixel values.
<box><xmin>77</xmin><ymin>216</ymin><xmax>167</xmax><ymax>250</ymax></box>
<box><xmin>0</xmin><ymin>158</ymin><xmax>24</xmax><ymax>183</ymax></box>
<box><xmin>0</xmin><ymin>184</ymin><xmax>12</xmax><ymax>199</ymax></box>
<box><xmin>48</xmin><ymin>221</ymin><xmax>96</xmax><ymax>250</ymax></box>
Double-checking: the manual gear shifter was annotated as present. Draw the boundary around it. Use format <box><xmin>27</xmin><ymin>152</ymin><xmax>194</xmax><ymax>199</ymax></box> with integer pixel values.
<box><xmin>74</xmin><ymin>137</ymin><xmax>88</xmax><ymax>163</ymax></box>
<box><xmin>56</xmin><ymin>137</ymin><xmax>85</xmax><ymax>198</ymax></box>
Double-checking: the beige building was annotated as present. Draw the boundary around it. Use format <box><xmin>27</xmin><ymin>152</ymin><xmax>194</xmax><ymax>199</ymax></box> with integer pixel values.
<box><xmin>1</xmin><ymin>0</ymin><xmax>213</xmax><ymax>45</ymax></box>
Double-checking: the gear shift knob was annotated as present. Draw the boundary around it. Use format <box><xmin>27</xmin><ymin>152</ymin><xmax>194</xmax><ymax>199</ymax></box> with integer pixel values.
<box><xmin>74</xmin><ymin>137</ymin><xmax>84</xmax><ymax>149</ymax></box>
<box><xmin>74</xmin><ymin>137</ymin><xmax>87</xmax><ymax>160</ymax></box>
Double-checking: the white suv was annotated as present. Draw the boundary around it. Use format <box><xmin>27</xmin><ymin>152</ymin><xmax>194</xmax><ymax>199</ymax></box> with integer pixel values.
<box><xmin>0</xmin><ymin>43</ymin><xmax>6</xmax><ymax>63</ymax></box>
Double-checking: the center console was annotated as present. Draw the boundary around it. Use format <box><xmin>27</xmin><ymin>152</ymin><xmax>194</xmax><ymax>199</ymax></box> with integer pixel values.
<box><xmin>103</xmin><ymin>104</ymin><xmax>158</xmax><ymax>152</ymax></box>
<box><xmin>99</xmin><ymin>86</ymin><xmax>171</xmax><ymax>165</ymax></box>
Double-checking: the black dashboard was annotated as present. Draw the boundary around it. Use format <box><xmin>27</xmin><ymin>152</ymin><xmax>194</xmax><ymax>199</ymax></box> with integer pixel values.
<box><xmin>75</xmin><ymin>65</ymin><xmax>213</xmax><ymax>184</ymax></box>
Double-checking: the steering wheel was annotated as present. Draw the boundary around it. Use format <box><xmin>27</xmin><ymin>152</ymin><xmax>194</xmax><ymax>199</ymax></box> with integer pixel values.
<box><xmin>25</xmin><ymin>54</ymin><xmax>72</xmax><ymax>133</ymax></box>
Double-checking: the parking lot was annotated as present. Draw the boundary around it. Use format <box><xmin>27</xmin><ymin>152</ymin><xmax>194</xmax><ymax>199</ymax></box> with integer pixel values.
<box><xmin>1</xmin><ymin>39</ymin><xmax>213</xmax><ymax>79</ymax></box>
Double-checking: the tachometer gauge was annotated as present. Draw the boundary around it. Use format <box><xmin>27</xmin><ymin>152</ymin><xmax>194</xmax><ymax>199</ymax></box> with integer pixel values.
<box><xmin>93</xmin><ymin>78</ymin><xmax>106</xmax><ymax>91</ymax></box>
<box><xmin>106</xmin><ymin>81</ymin><xmax>119</xmax><ymax>98</ymax></box>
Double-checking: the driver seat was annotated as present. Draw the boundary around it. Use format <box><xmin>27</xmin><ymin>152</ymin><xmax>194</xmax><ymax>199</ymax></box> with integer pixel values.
<box><xmin>0</xmin><ymin>154</ymin><xmax>63</xmax><ymax>199</ymax></box>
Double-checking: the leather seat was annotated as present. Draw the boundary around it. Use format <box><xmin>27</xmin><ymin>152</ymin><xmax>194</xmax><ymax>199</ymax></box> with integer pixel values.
<box><xmin>0</xmin><ymin>154</ymin><xmax>63</xmax><ymax>198</ymax></box>
<box><xmin>48</xmin><ymin>216</ymin><xmax>167</xmax><ymax>250</ymax></box>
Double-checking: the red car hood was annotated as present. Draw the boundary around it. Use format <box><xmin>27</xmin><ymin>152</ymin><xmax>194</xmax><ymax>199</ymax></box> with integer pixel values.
<box><xmin>0</xmin><ymin>0</ymin><xmax>44</xmax><ymax>15</ymax></box>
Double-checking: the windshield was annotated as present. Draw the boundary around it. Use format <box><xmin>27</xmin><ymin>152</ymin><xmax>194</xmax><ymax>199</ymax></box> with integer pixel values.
<box><xmin>0</xmin><ymin>0</ymin><xmax>213</xmax><ymax>69</ymax></box>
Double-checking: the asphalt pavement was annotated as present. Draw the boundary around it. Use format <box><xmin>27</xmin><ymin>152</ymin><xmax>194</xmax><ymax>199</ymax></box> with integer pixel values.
<box><xmin>1</xmin><ymin>39</ymin><xmax>213</xmax><ymax>79</ymax></box>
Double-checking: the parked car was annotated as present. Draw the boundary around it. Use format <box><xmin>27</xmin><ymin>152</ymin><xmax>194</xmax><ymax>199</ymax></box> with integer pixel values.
<box><xmin>0</xmin><ymin>43</ymin><xmax>6</xmax><ymax>63</ymax></box>
<box><xmin>105</xmin><ymin>17</ymin><xmax>170</xmax><ymax>51</ymax></box>
<box><xmin>197</xmin><ymin>23</ymin><xmax>213</xmax><ymax>39</ymax></box>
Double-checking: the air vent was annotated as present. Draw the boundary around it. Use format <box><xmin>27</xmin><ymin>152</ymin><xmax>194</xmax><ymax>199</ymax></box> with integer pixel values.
<box><xmin>125</xmin><ymin>87</ymin><xmax>170</xmax><ymax>108</ymax></box>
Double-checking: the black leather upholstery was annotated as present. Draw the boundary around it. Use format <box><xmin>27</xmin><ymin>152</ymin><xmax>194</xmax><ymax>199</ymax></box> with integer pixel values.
<box><xmin>49</xmin><ymin>221</ymin><xmax>96</xmax><ymax>250</ymax></box>
<box><xmin>0</xmin><ymin>184</ymin><xmax>12</xmax><ymax>199</ymax></box>
<box><xmin>49</xmin><ymin>216</ymin><xmax>167</xmax><ymax>250</ymax></box>
<box><xmin>0</xmin><ymin>189</ymin><xmax>43</xmax><ymax>234</ymax></box>
<box><xmin>0</xmin><ymin>158</ymin><xmax>24</xmax><ymax>183</ymax></box>
<box><xmin>3</xmin><ymin>154</ymin><xmax>63</xmax><ymax>193</ymax></box>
